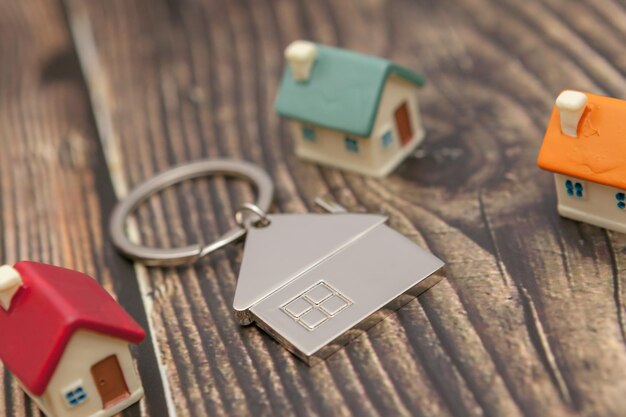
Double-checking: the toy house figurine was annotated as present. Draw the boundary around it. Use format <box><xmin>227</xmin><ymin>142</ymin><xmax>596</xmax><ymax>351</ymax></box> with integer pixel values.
<box><xmin>232</xmin><ymin>206</ymin><xmax>444</xmax><ymax>364</ymax></box>
<box><xmin>538</xmin><ymin>90</ymin><xmax>626</xmax><ymax>233</ymax></box>
<box><xmin>275</xmin><ymin>40</ymin><xmax>427</xmax><ymax>177</ymax></box>
<box><xmin>0</xmin><ymin>261</ymin><xmax>145</xmax><ymax>417</ymax></box>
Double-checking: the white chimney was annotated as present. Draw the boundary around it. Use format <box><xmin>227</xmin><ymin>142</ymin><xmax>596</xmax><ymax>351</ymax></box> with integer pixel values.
<box><xmin>285</xmin><ymin>40</ymin><xmax>317</xmax><ymax>82</ymax></box>
<box><xmin>0</xmin><ymin>265</ymin><xmax>23</xmax><ymax>311</ymax></box>
<box><xmin>556</xmin><ymin>90</ymin><xmax>588</xmax><ymax>137</ymax></box>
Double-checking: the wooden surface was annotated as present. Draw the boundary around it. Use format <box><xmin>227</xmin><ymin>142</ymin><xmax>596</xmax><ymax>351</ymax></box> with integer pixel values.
<box><xmin>0</xmin><ymin>0</ymin><xmax>625</xmax><ymax>416</ymax></box>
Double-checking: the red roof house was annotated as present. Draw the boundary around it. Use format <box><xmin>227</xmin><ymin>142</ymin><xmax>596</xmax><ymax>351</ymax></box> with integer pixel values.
<box><xmin>0</xmin><ymin>261</ymin><xmax>145</xmax><ymax>417</ymax></box>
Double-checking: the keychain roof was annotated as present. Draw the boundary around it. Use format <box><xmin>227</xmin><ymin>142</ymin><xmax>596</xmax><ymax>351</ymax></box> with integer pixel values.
<box><xmin>234</xmin><ymin>211</ymin><xmax>387</xmax><ymax>311</ymax></box>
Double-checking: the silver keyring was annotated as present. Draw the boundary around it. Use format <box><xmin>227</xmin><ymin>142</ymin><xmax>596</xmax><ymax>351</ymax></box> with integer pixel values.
<box><xmin>109</xmin><ymin>159</ymin><xmax>274</xmax><ymax>266</ymax></box>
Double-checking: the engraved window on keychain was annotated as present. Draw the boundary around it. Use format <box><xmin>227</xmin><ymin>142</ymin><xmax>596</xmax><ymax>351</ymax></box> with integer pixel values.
<box><xmin>282</xmin><ymin>281</ymin><xmax>352</xmax><ymax>331</ymax></box>
<box><xmin>110</xmin><ymin>159</ymin><xmax>444</xmax><ymax>365</ymax></box>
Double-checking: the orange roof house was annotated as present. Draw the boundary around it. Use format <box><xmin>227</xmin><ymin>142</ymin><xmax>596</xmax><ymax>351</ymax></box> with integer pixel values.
<box><xmin>538</xmin><ymin>91</ymin><xmax>626</xmax><ymax>233</ymax></box>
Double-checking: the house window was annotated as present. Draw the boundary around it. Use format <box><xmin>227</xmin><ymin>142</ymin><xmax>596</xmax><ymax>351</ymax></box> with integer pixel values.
<box><xmin>381</xmin><ymin>130</ymin><xmax>393</xmax><ymax>148</ymax></box>
<box><xmin>282</xmin><ymin>281</ymin><xmax>352</xmax><ymax>331</ymax></box>
<box><xmin>64</xmin><ymin>386</ymin><xmax>88</xmax><ymax>408</ymax></box>
<box><xmin>565</xmin><ymin>179</ymin><xmax>584</xmax><ymax>198</ymax></box>
<box><xmin>302</xmin><ymin>126</ymin><xmax>316</xmax><ymax>141</ymax></box>
<box><xmin>616</xmin><ymin>192</ymin><xmax>626</xmax><ymax>209</ymax></box>
<box><xmin>345</xmin><ymin>137</ymin><xmax>359</xmax><ymax>153</ymax></box>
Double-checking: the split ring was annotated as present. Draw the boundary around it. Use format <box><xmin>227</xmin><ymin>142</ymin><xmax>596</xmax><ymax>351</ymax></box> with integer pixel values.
<box><xmin>235</xmin><ymin>203</ymin><xmax>271</xmax><ymax>228</ymax></box>
<box><xmin>109</xmin><ymin>159</ymin><xmax>274</xmax><ymax>266</ymax></box>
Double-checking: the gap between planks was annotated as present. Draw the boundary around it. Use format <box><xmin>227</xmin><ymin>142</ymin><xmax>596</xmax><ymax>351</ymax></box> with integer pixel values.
<box><xmin>63</xmin><ymin>1</ymin><xmax>177</xmax><ymax>416</ymax></box>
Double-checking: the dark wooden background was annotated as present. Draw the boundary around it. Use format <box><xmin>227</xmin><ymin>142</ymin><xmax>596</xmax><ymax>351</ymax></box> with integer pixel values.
<box><xmin>1</xmin><ymin>0</ymin><xmax>625</xmax><ymax>416</ymax></box>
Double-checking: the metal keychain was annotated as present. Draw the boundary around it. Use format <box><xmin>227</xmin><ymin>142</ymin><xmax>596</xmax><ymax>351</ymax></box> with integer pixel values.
<box><xmin>110</xmin><ymin>159</ymin><xmax>444</xmax><ymax>364</ymax></box>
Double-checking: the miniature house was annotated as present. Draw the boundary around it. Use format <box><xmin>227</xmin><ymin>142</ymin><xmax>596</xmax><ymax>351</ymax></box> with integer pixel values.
<box><xmin>275</xmin><ymin>40</ymin><xmax>427</xmax><ymax>177</ymax></box>
<box><xmin>0</xmin><ymin>261</ymin><xmax>145</xmax><ymax>417</ymax></box>
<box><xmin>231</xmin><ymin>211</ymin><xmax>444</xmax><ymax>364</ymax></box>
<box><xmin>538</xmin><ymin>91</ymin><xmax>626</xmax><ymax>233</ymax></box>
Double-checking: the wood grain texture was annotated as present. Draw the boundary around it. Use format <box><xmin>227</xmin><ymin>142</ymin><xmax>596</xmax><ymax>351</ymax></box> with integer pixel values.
<box><xmin>0</xmin><ymin>1</ymin><xmax>168</xmax><ymax>417</ymax></box>
<box><xmin>1</xmin><ymin>0</ymin><xmax>626</xmax><ymax>416</ymax></box>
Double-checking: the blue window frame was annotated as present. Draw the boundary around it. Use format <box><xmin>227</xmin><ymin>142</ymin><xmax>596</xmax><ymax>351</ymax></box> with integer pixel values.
<box><xmin>382</xmin><ymin>130</ymin><xmax>393</xmax><ymax>148</ymax></box>
<box><xmin>65</xmin><ymin>386</ymin><xmax>88</xmax><ymax>408</ymax></box>
<box><xmin>565</xmin><ymin>179</ymin><xmax>584</xmax><ymax>198</ymax></box>
<box><xmin>616</xmin><ymin>192</ymin><xmax>626</xmax><ymax>209</ymax></box>
<box><xmin>345</xmin><ymin>137</ymin><xmax>359</xmax><ymax>153</ymax></box>
<box><xmin>302</xmin><ymin>126</ymin><xmax>316</xmax><ymax>141</ymax></box>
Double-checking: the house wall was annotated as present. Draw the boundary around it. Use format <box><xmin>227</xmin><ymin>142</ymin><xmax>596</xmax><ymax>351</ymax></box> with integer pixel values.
<box><xmin>554</xmin><ymin>173</ymin><xmax>626</xmax><ymax>233</ymax></box>
<box><xmin>37</xmin><ymin>330</ymin><xmax>143</xmax><ymax>417</ymax></box>
<box><xmin>291</xmin><ymin>75</ymin><xmax>423</xmax><ymax>177</ymax></box>
<box><xmin>291</xmin><ymin>122</ymin><xmax>373</xmax><ymax>174</ymax></box>
<box><xmin>369</xmin><ymin>75</ymin><xmax>425</xmax><ymax>176</ymax></box>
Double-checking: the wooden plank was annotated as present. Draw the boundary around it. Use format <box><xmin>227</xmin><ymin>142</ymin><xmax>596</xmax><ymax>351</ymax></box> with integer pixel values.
<box><xmin>0</xmin><ymin>1</ymin><xmax>168</xmax><ymax>416</ymax></box>
<box><xmin>58</xmin><ymin>0</ymin><xmax>626</xmax><ymax>416</ymax></box>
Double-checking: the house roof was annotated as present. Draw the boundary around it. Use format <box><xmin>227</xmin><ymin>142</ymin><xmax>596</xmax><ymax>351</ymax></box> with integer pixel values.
<box><xmin>234</xmin><ymin>213</ymin><xmax>388</xmax><ymax>312</ymax></box>
<box><xmin>538</xmin><ymin>92</ymin><xmax>626</xmax><ymax>190</ymax></box>
<box><xmin>274</xmin><ymin>44</ymin><xmax>425</xmax><ymax>137</ymax></box>
<box><xmin>0</xmin><ymin>261</ymin><xmax>145</xmax><ymax>395</ymax></box>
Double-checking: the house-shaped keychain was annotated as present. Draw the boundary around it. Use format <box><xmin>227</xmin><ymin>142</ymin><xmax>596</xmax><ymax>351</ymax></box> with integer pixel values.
<box><xmin>232</xmin><ymin>200</ymin><xmax>444</xmax><ymax>364</ymax></box>
<box><xmin>108</xmin><ymin>161</ymin><xmax>445</xmax><ymax>365</ymax></box>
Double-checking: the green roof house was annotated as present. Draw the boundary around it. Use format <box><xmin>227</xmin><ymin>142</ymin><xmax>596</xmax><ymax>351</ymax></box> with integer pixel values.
<box><xmin>275</xmin><ymin>40</ymin><xmax>426</xmax><ymax>177</ymax></box>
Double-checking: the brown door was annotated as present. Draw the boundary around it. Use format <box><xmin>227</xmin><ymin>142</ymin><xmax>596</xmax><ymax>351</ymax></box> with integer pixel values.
<box><xmin>91</xmin><ymin>355</ymin><xmax>130</xmax><ymax>409</ymax></box>
<box><xmin>394</xmin><ymin>102</ymin><xmax>413</xmax><ymax>146</ymax></box>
